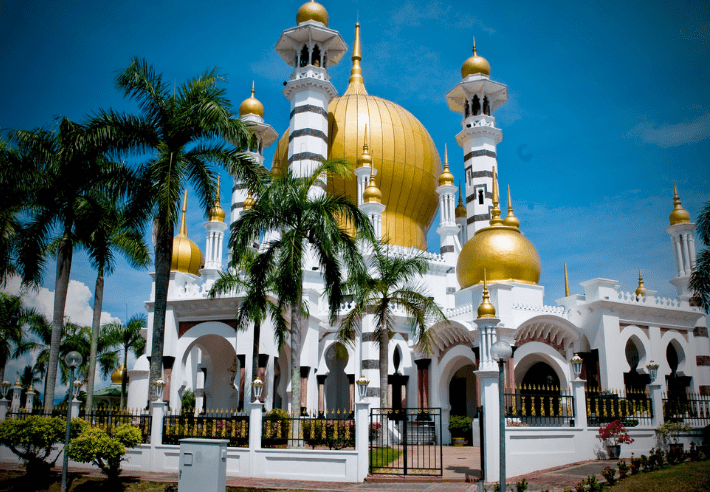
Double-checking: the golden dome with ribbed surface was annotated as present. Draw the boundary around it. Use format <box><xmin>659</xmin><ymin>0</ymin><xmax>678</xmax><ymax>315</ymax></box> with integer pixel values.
<box><xmin>457</xmin><ymin>169</ymin><xmax>541</xmax><ymax>288</ymax></box>
<box><xmin>461</xmin><ymin>37</ymin><xmax>490</xmax><ymax>78</ymax></box>
<box><xmin>171</xmin><ymin>191</ymin><xmax>204</xmax><ymax>276</ymax></box>
<box><xmin>272</xmin><ymin>23</ymin><xmax>441</xmax><ymax>249</ymax></box>
<box><xmin>111</xmin><ymin>364</ymin><xmax>125</xmax><ymax>384</ymax></box>
<box><xmin>297</xmin><ymin>0</ymin><xmax>328</xmax><ymax>26</ymax></box>
<box><xmin>239</xmin><ymin>81</ymin><xmax>264</xmax><ymax>118</ymax></box>
<box><xmin>669</xmin><ymin>182</ymin><xmax>690</xmax><ymax>225</ymax></box>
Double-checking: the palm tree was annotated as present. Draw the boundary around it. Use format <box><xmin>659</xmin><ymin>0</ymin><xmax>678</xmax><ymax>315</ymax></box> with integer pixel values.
<box><xmin>87</xmin><ymin>58</ymin><xmax>267</xmax><ymax>401</ymax></box>
<box><xmin>0</xmin><ymin>293</ymin><xmax>39</xmax><ymax>383</ymax></box>
<box><xmin>82</xmin><ymin>195</ymin><xmax>150</xmax><ymax>409</ymax></box>
<box><xmin>229</xmin><ymin>160</ymin><xmax>374</xmax><ymax>413</ymax></box>
<box><xmin>19</xmin><ymin>364</ymin><xmax>43</xmax><ymax>408</ymax></box>
<box><xmin>0</xmin><ymin>137</ymin><xmax>27</xmax><ymax>286</ymax></box>
<box><xmin>339</xmin><ymin>247</ymin><xmax>446</xmax><ymax>408</ymax></box>
<box><xmin>690</xmin><ymin>201</ymin><xmax>710</xmax><ymax>312</ymax></box>
<box><xmin>11</xmin><ymin>117</ymin><xmax>131</xmax><ymax>410</ymax></box>
<box><xmin>102</xmin><ymin>314</ymin><xmax>147</xmax><ymax>408</ymax></box>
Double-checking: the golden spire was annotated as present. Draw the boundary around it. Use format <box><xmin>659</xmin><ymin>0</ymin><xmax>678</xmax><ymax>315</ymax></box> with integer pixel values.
<box><xmin>346</xmin><ymin>23</ymin><xmax>367</xmax><ymax>95</ymax></box>
<box><xmin>239</xmin><ymin>80</ymin><xmax>265</xmax><ymax>118</ymax></box>
<box><xmin>502</xmin><ymin>185</ymin><xmax>520</xmax><ymax>228</ymax></box>
<box><xmin>489</xmin><ymin>166</ymin><xmax>504</xmax><ymax>226</ymax></box>
<box><xmin>243</xmin><ymin>190</ymin><xmax>255</xmax><ymax>210</ymax></box>
<box><xmin>439</xmin><ymin>144</ymin><xmax>455</xmax><ymax>186</ymax></box>
<box><xmin>461</xmin><ymin>36</ymin><xmax>491</xmax><ymax>78</ymax></box>
<box><xmin>358</xmin><ymin>124</ymin><xmax>372</xmax><ymax>167</ymax></box>
<box><xmin>209</xmin><ymin>176</ymin><xmax>226</xmax><ymax>222</ymax></box>
<box><xmin>455</xmin><ymin>181</ymin><xmax>467</xmax><ymax>218</ymax></box>
<box><xmin>363</xmin><ymin>161</ymin><xmax>382</xmax><ymax>204</ymax></box>
<box><xmin>477</xmin><ymin>269</ymin><xmax>497</xmax><ymax>319</ymax></box>
<box><xmin>669</xmin><ymin>182</ymin><xmax>690</xmax><ymax>225</ymax></box>
<box><xmin>635</xmin><ymin>269</ymin><xmax>648</xmax><ymax>297</ymax></box>
<box><xmin>178</xmin><ymin>190</ymin><xmax>188</xmax><ymax>236</ymax></box>
<box><xmin>564</xmin><ymin>263</ymin><xmax>570</xmax><ymax>297</ymax></box>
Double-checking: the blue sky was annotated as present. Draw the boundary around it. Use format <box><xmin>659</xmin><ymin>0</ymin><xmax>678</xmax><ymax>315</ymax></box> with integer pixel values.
<box><xmin>1</xmin><ymin>1</ymin><xmax>708</xmax><ymax>386</ymax></box>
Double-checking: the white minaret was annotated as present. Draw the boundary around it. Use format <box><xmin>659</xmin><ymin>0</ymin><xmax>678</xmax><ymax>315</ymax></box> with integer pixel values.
<box><xmin>436</xmin><ymin>144</ymin><xmax>461</xmax><ymax>263</ymax></box>
<box><xmin>201</xmin><ymin>177</ymin><xmax>228</xmax><ymax>286</ymax></box>
<box><xmin>666</xmin><ymin>183</ymin><xmax>698</xmax><ymax>302</ymax></box>
<box><xmin>446</xmin><ymin>38</ymin><xmax>508</xmax><ymax>240</ymax></box>
<box><xmin>455</xmin><ymin>182</ymin><xmax>467</xmax><ymax>247</ymax></box>
<box><xmin>275</xmin><ymin>2</ymin><xmax>347</xmax><ymax>179</ymax></box>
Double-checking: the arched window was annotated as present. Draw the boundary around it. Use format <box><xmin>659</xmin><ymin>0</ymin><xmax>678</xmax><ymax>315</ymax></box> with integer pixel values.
<box><xmin>312</xmin><ymin>45</ymin><xmax>321</xmax><ymax>67</ymax></box>
<box><xmin>464</xmin><ymin>99</ymin><xmax>470</xmax><ymax>118</ymax></box>
<box><xmin>300</xmin><ymin>45</ymin><xmax>309</xmax><ymax>67</ymax></box>
<box><xmin>472</xmin><ymin>95</ymin><xmax>481</xmax><ymax>116</ymax></box>
<box><xmin>478</xmin><ymin>189</ymin><xmax>484</xmax><ymax>205</ymax></box>
<box><xmin>483</xmin><ymin>96</ymin><xmax>490</xmax><ymax>115</ymax></box>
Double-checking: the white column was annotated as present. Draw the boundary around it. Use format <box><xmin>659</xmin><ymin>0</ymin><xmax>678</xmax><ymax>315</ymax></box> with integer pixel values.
<box><xmin>355</xmin><ymin>401</ymin><xmax>371</xmax><ymax>481</ymax></box>
<box><xmin>70</xmin><ymin>399</ymin><xmax>81</xmax><ymax>419</ymax></box>
<box><xmin>572</xmin><ymin>378</ymin><xmax>587</xmax><ymax>429</ymax></box>
<box><xmin>150</xmin><ymin>401</ymin><xmax>166</xmax><ymax>446</ymax></box>
<box><xmin>671</xmin><ymin>236</ymin><xmax>682</xmax><ymax>277</ymax></box>
<box><xmin>248</xmin><ymin>400</ymin><xmax>264</xmax><ymax>450</ymax></box>
<box><xmin>475</xmin><ymin>368</ymin><xmax>500</xmax><ymax>482</ymax></box>
<box><xmin>0</xmin><ymin>399</ymin><xmax>7</xmax><ymax>421</ymax></box>
<box><xmin>10</xmin><ymin>384</ymin><xmax>21</xmax><ymax>412</ymax></box>
<box><xmin>682</xmin><ymin>233</ymin><xmax>692</xmax><ymax>275</ymax></box>
<box><xmin>649</xmin><ymin>383</ymin><xmax>664</xmax><ymax>427</ymax></box>
<box><xmin>689</xmin><ymin>235</ymin><xmax>697</xmax><ymax>269</ymax></box>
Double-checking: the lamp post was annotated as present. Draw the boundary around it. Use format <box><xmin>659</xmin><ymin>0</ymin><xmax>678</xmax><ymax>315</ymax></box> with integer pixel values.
<box><xmin>0</xmin><ymin>380</ymin><xmax>10</xmax><ymax>400</ymax></box>
<box><xmin>491</xmin><ymin>340</ymin><xmax>512</xmax><ymax>492</ymax></box>
<box><xmin>646</xmin><ymin>361</ymin><xmax>659</xmax><ymax>383</ymax></box>
<box><xmin>61</xmin><ymin>351</ymin><xmax>83</xmax><ymax>492</ymax></box>
<box><xmin>252</xmin><ymin>377</ymin><xmax>264</xmax><ymax>401</ymax></box>
<box><xmin>356</xmin><ymin>376</ymin><xmax>369</xmax><ymax>401</ymax></box>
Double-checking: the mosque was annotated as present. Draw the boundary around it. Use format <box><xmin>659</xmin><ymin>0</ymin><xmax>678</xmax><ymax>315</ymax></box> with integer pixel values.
<box><xmin>126</xmin><ymin>1</ymin><xmax>708</xmax><ymax>441</ymax></box>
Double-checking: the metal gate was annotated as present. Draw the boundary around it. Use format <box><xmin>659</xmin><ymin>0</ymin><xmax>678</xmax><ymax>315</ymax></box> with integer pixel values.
<box><xmin>369</xmin><ymin>408</ymin><xmax>442</xmax><ymax>476</ymax></box>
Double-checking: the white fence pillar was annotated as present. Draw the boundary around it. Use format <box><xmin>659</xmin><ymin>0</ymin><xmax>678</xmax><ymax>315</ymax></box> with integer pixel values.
<box><xmin>10</xmin><ymin>383</ymin><xmax>21</xmax><ymax>412</ymax></box>
<box><xmin>572</xmin><ymin>378</ymin><xmax>587</xmax><ymax>429</ymax></box>
<box><xmin>0</xmin><ymin>399</ymin><xmax>7</xmax><ymax>421</ymax></box>
<box><xmin>355</xmin><ymin>401</ymin><xmax>370</xmax><ymax>481</ymax></box>
<box><xmin>649</xmin><ymin>384</ymin><xmax>664</xmax><ymax>427</ymax></box>
<box><xmin>70</xmin><ymin>399</ymin><xmax>80</xmax><ymax>419</ymax></box>
<box><xmin>249</xmin><ymin>401</ymin><xmax>264</xmax><ymax>450</ymax></box>
<box><xmin>150</xmin><ymin>401</ymin><xmax>165</xmax><ymax>445</ymax></box>
<box><xmin>475</xmin><ymin>368</ymin><xmax>500</xmax><ymax>482</ymax></box>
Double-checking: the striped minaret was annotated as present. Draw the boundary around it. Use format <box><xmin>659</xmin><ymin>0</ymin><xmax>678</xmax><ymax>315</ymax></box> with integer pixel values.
<box><xmin>666</xmin><ymin>183</ymin><xmax>697</xmax><ymax>302</ymax></box>
<box><xmin>446</xmin><ymin>38</ymin><xmax>508</xmax><ymax>240</ymax></box>
<box><xmin>275</xmin><ymin>7</ymin><xmax>347</xmax><ymax>180</ymax></box>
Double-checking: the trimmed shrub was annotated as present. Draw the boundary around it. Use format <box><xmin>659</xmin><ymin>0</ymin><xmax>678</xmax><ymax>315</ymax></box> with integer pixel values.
<box><xmin>0</xmin><ymin>415</ymin><xmax>66</xmax><ymax>474</ymax></box>
<box><xmin>68</xmin><ymin>424</ymin><xmax>142</xmax><ymax>480</ymax></box>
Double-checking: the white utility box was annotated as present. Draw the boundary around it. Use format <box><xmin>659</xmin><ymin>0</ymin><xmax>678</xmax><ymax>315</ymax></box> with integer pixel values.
<box><xmin>178</xmin><ymin>438</ymin><xmax>228</xmax><ymax>492</ymax></box>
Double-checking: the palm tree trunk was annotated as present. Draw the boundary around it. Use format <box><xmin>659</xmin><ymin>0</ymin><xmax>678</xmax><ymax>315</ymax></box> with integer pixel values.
<box><xmin>251</xmin><ymin>320</ymin><xmax>261</xmax><ymax>403</ymax></box>
<box><xmin>121</xmin><ymin>342</ymin><xmax>128</xmax><ymax>409</ymax></box>
<box><xmin>290</xmin><ymin>305</ymin><xmax>301</xmax><ymax>414</ymax></box>
<box><xmin>149</xmin><ymin>221</ymin><xmax>173</xmax><ymax>403</ymax></box>
<box><xmin>44</xmin><ymin>236</ymin><xmax>72</xmax><ymax>410</ymax></box>
<box><xmin>85</xmin><ymin>273</ymin><xmax>104</xmax><ymax>409</ymax></box>
<box><xmin>379</xmin><ymin>328</ymin><xmax>389</xmax><ymax>409</ymax></box>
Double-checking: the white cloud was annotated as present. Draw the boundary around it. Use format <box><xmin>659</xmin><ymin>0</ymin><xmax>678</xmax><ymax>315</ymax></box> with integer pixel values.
<box><xmin>626</xmin><ymin>112</ymin><xmax>710</xmax><ymax>148</ymax></box>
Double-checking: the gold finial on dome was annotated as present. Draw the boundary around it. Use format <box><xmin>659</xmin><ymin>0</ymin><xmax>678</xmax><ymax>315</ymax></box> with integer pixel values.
<box><xmin>564</xmin><ymin>263</ymin><xmax>570</xmax><ymax>297</ymax></box>
<box><xmin>455</xmin><ymin>181</ymin><xmax>466</xmax><ymax>218</ymax></box>
<box><xmin>439</xmin><ymin>144</ymin><xmax>455</xmax><ymax>186</ymax></box>
<box><xmin>461</xmin><ymin>36</ymin><xmax>491</xmax><ymax>78</ymax></box>
<box><xmin>358</xmin><ymin>124</ymin><xmax>373</xmax><ymax>167</ymax></box>
<box><xmin>171</xmin><ymin>190</ymin><xmax>204</xmax><ymax>276</ymax></box>
<box><xmin>489</xmin><ymin>166</ymin><xmax>504</xmax><ymax>226</ymax></box>
<box><xmin>239</xmin><ymin>81</ymin><xmax>265</xmax><ymax>118</ymax></box>
<box><xmin>477</xmin><ymin>269</ymin><xmax>497</xmax><ymax>319</ymax></box>
<box><xmin>208</xmin><ymin>176</ymin><xmax>225</xmax><ymax>222</ymax></box>
<box><xmin>635</xmin><ymin>269</ymin><xmax>648</xmax><ymax>297</ymax></box>
<box><xmin>502</xmin><ymin>185</ymin><xmax>520</xmax><ymax>228</ymax></box>
<box><xmin>669</xmin><ymin>182</ymin><xmax>690</xmax><ymax>225</ymax></box>
<box><xmin>243</xmin><ymin>190</ymin><xmax>255</xmax><ymax>210</ymax></box>
<box><xmin>346</xmin><ymin>23</ymin><xmax>367</xmax><ymax>95</ymax></box>
<box><xmin>296</xmin><ymin>0</ymin><xmax>329</xmax><ymax>26</ymax></box>
<box><xmin>363</xmin><ymin>162</ymin><xmax>382</xmax><ymax>203</ymax></box>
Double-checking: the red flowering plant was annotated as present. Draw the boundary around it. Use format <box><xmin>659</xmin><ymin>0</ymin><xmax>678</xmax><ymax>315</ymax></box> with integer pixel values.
<box><xmin>597</xmin><ymin>420</ymin><xmax>634</xmax><ymax>446</ymax></box>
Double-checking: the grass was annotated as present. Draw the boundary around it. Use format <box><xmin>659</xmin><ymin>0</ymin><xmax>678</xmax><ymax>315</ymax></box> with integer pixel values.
<box><xmin>368</xmin><ymin>446</ymin><xmax>403</xmax><ymax>469</ymax></box>
<box><xmin>608</xmin><ymin>460</ymin><xmax>710</xmax><ymax>492</ymax></box>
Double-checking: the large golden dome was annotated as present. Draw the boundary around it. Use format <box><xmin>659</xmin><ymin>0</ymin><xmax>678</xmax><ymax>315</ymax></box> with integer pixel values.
<box><xmin>272</xmin><ymin>24</ymin><xmax>441</xmax><ymax>249</ymax></box>
<box><xmin>457</xmin><ymin>173</ymin><xmax>540</xmax><ymax>288</ymax></box>
<box><xmin>171</xmin><ymin>191</ymin><xmax>204</xmax><ymax>276</ymax></box>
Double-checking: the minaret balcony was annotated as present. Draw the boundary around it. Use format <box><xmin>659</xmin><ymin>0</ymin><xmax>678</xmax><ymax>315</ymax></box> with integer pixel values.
<box><xmin>462</xmin><ymin>113</ymin><xmax>497</xmax><ymax>129</ymax></box>
<box><xmin>290</xmin><ymin>64</ymin><xmax>330</xmax><ymax>81</ymax></box>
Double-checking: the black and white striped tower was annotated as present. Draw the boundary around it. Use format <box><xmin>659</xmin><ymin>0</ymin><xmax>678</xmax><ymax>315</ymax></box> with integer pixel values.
<box><xmin>446</xmin><ymin>38</ymin><xmax>508</xmax><ymax>240</ymax></box>
<box><xmin>666</xmin><ymin>183</ymin><xmax>698</xmax><ymax>303</ymax></box>
<box><xmin>275</xmin><ymin>1</ymin><xmax>347</xmax><ymax>181</ymax></box>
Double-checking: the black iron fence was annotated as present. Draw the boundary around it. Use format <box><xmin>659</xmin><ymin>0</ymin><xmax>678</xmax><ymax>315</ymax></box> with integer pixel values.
<box><xmin>162</xmin><ymin>409</ymin><xmax>249</xmax><ymax>447</ymax></box>
<box><xmin>586</xmin><ymin>388</ymin><xmax>652</xmax><ymax>427</ymax></box>
<box><xmin>504</xmin><ymin>385</ymin><xmax>575</xmax><ymax>427</ymax></box>
<box><xmin>369</xmin><ymin>408</ymin><xmax>442</xmax><ymax>476</ymax></box>
<box><xmin>663</xmin><ymin>393</ymin><xmax>710</xmax><ymax>427</ymax></box>
<box><xmin>82</xmin><ymin>408</ymin><xmax>152</xmax><ymax>443</ymax></box>
<box><xmin>262</xmin><ymin>409</ymin><xmax>355</xmax><ymax>449</ymax></box>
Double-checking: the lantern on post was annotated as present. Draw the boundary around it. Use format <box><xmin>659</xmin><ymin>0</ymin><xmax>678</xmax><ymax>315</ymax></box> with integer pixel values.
<box><xmin>1</xmin><ymin>380</ymin><xmax>10</xmax><ymax>400</ymax></box>
<box><xmin>646</xmin><ymin>361</ymin><xmax>659</xmax><ymax>383</ymax></box>
<box><xmin>154</xmin><ymin>378</ymin><xmax>166</xmax><ymax>400</ymax></box>
<box><xmin>571</xmin><ymin>354</ymin><xmax>583</xmax><ymax>379</ymax></box>
<box><xmin>252</xmin><ymin>378</ymin><xmax>264</xmax><ymax>400</ymax></box>
<box><xmin>356</xmin><ymin>375</ymin><xmax>369</xmax><ymax>400</ymax></box>
<box><xmin>72</xmin><ymin>379</ymin><xmax>82</xmax><ymax>400</ymax></box>
<box><xmin>61</xmin><ymin>351</ymin><xmax>82</xmax><ymax>492</ymax></box>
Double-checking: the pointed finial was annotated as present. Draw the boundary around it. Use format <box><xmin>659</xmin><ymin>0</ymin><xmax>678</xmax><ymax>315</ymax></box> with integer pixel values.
<box><xmin>363</xmin><ymin>161</ymin><xmax>382</xmax><ymax>203</ymax></box>
<box><xmin>179</xmin><ymin>190</ymin><xmax>188</xmax><ymax>235</ymax></box>
<box><xmin>473</xmin><ymin>36</ymin><xmax>477</xmax><ymax>55</ymax></box>
<box><xmin>477</xmin><ymin>269</ymin><xmax>497</xmax><ymax>318</ymax></box>
<box><xmin>438</xmin><ymin>144</ymin><xmax>454</xmax><ymax>186</ymax></box>
<box><xmin>243</xmin><ymin>190</ymin><xmax>255</xmax><ymax>211</ymax></box>
<box><xmin>635</xmin><ymin>269</ymin><xmax>648</xmax><ymax>297</ymax></box>
<box><xmin>358</xmin><ymin>124</ymin><xmax>372</xmax><ymax>167</ymax></box>
<box><xmin>489</xmin><ymin>166</ymin><xmax>503</xmax><ymax>226</ymax></box>
<box><xmin>502</xmin><ymin>185</ymin><xmax>520</xmax><ymax>228</ymax></box>
<box><xmin>564</xmin><ymin>263</ymin><xmax>570</xmax><ymax>297</ymax></box>
<box><xmin>209</xmin><ymin>176</ymin><xmax>225</xmax><ymax>222</ymax></box>
<box><xmin>455</xmin><ymin>180</ymin><xmax>466</xmax><ymax>218</ymax></box>
<box><xmin>669</xmin><ymin>181</ymin><xmax>690</xmax><ymax>225</ymax></box>
<box><xmin>346</xmin><ymin>23</ymin><xmax>367</xmax><ymax>95</ymax></box>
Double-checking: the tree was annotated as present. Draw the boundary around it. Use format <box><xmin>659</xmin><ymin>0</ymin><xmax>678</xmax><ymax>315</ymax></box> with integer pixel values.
<box><xmin>229</xmin><ymin>160</ymin><xmax>374</xmax><ymax>413</ymax></box>
<box><xmin>690</xmin><ymin>201</ymin><xmax>710</xmax><ymax>313</ymax></box>
<box><xmin>339</xmin><ymin>247</ymin><xmax>446</xmax><ymax>408</ymax></box>
<box><xmin>60</xmin><ymin>321</ymin><xmax>119</xmax><ymax>388</ymax></box>
<box><xmin>102</xmin><ymin>314</ymin><xmax>147</xmax><ymax>408</ymax></box>
<box><xmin>82</xmin><ymin>195</ymin><xmax>150</xmax><ymax>409</ymax></box>
<box><xmin>87</xmin><ymin>58</ymin><xmax>267</xmax><ymax>401</ymax></box>
<box><xmin>0</xmin><ymin>293</ymin><xmax>37</xmax><ymax>383</ymax></box>
<box><xmin>19</xmin><ymin>364</ymin><xmax>43</xmax><ymax>408</ymax></box>
<box><xmin>11</xmin><ymin>117</ymin><xmax>131</xmax><ymax>410</ymax></box>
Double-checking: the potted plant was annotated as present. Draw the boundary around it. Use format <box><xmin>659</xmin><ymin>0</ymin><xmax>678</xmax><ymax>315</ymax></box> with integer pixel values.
<box><xmin>448</xmin><ymin>415</ymin><xmax>472</xmax><ymax>446</ymax></box>
<box><xmin>656</xmin><ymin>420</ymin><xmax>691</xmax><ymax>454</ymax></box>
<box><xmin>597</xmin><ymin>420</ymin><xmax>634</xmax><ymax>459</ymax></box>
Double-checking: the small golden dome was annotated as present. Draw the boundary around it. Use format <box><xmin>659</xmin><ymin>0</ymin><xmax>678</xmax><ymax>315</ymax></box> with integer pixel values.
<box><xmin>502</xmin><ymin>185</ymin><xmax>520</xmax><ymax>228</ymax></box>
<box><xmin>171</xmin><ymin>191</ymin><xmax>204</xmax><ymax>276</ymax></box>
<box><xmin>239</xmin><ymin>81</ymin><xmax>264</xmax><ymax>118</ymax></box>
<box><xmin>635</xmin><ymin>269</ymin><xmax>648</xmax><ymax>297</ymax></box>
<box><xmin>358</xmin><ymin>125</ymin><xmax>373</xmax><ymax>168</ymax></box>
<box><xmin>111</xmin><ymin>365</ymin><xmax>125</xmax><ymax>384</ymax></box>
<box><xmin>455</xmin><ymin>182</ymin><xmax>467</xmax><ymax>218</ymax></box>
<box><xmin>457</xmin><ymin>169</ymin><xmax>541</xmax><ymax>288</ymax></box>
<box><xmin>477</xmin><ymin>271</ymin><xmax>497</xmax><ymax>319</ymax></box>
<box><xmin>461</xmin><ymin>37</ymin><xmax>490</xmax><ymax>78</ymax></box>
<box><xmin>363</xmin><ymin>165</ymin><xmax>382</xmax><ymax>203</ymax></box>
<box><xmin>669</xmin><ymin>182</ymin><xmax>690</xmax><ymax>225</ymax></box>
<box><xmin>296</xmin><ymin>0</ymin><xmax>328</xmax><ymax>26</ymax></box>
<box><xmin>439</xmin><ymin>144</ymin><xmax>455</xmax><ymax>187</ymax></box>
<box><xmin>243</xmin><ymin>191</ymin><xmax>255</xmax><ymax>210</ymax></box>
<box><xmin>208</xmin><ymin>176</ymin><xmax>225</xmax><ymax>222</ymax></box>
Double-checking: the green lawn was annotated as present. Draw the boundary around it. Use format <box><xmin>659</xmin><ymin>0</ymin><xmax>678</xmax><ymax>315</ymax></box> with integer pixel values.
<box><xmin>608</xmin><ymin>460</ymin><xmax>710</xmax><ymax>492</ymax></box>
<box><xmin>369</xmin><ymin>446</ymin><xmax>403</xmax><ymax>469</ymax></box>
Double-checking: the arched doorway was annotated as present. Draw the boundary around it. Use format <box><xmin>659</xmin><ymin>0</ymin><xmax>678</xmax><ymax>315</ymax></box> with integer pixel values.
<box><xmin>520</xmin><ymin>362</ymin><xmax>562</xmax><ymax>423</ymax></box>
<box><xmin>182</xmin><ymin>334</ymin><xmax>238</xmax><ymax>412</ymax></box>
<box><xmin>666</xmin><ymin>341</ymin><xmax>690</xmax><ymax>400</ymax></box>
<box><xmin>623</xmin><ymin>337</ymin><xmax>650</xmax><ymax>393</ymax></box>
<box><xmin>325</xmin><ymin>342</ymin><xmax>350</xmax><ymax>412</ymax></box>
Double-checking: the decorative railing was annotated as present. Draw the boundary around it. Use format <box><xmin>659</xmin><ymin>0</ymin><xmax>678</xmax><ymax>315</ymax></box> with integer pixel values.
<box><xmin>512</xmin><ymin>303</ymin><xmax>565</xmax><ymax>315</ymax></box>
<box><xmin>81</xmin><ymin>407</ymin><xmax>152</xmax><ymax>443</ymax></box>
<box><xmin>6</xmin><ymin>405</ymin><xmax>68</xmax><ymax>420</ymax></box>
<box><xmin>586</xmin><ymin>388</ymin><xmax>652</xmax><ymax>427</ymax></box>
<box><xmin>162</xmin><ymin>409</ymin><xmax>249</xmax><ymax>447</ymax></box>
<box><xmin>262</xmin><ymin>409</ymin><xmax>355</xmax><ymax>450</ymax></box>
<box><xmin>663</xmin><ymin>393</ymin><xmax>710</xmax><ymax>427</ymax></box>
<box><xmin>504</xmin><ymin>385</ymin><xmax>574</xmax><ymax>427</ymax></box>
<box><xmin>613</xmin><ymin>291</ymin><xmax>699</xmax><ymax>311</ymax></box>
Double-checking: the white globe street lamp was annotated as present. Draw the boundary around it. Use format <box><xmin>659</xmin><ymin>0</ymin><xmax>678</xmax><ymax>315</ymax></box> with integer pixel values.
<box><xmin>61</xmin><ymin>351</ymin><xmax>83</xmax><ymax>492</ymax></box>
<box><xmin>491</xmin><ymin>340</ymin><xmax>512</xmax><ymax>492</ymax></box>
